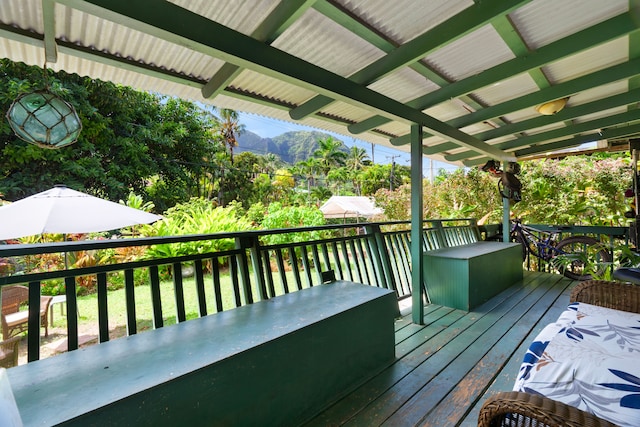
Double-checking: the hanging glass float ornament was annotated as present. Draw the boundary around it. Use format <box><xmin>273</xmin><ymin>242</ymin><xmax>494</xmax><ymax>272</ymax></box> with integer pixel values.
<box><xmin>6</xmin><ymin>89</ymin><xmax>82</xmax><ymax>149</ymax></box>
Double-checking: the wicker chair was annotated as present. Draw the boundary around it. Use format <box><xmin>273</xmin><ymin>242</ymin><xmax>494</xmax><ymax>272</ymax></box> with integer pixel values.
<box><xmin>0</xmin><ymin>336</ymin><xmax>21</xmax><ymax>368</ymax></box>
<box><xmin>478</xmin><ymin>280</ymin><xmax>640</xmax><ymax>427</ymax></box>
<box><xmin>1</xmin><ymin>285</ymin><xmax>53</xmax><ymax>339</ymax></box>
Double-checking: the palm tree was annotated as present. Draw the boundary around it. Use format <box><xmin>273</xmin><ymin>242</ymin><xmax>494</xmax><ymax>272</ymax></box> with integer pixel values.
<box><xmin>313</xmin><ymin>136</ymin><xmax>347</xmax><ymax>176</ymax></box>
<box><xmin>327</xmin><ymin>167</ymin><xmax>348</xmax><ymax>196</ymax></box>
<box><xmin>262</xmin><ymin>153</ymin><xmax>283</xmax><ymax>176</ymax></box>
<box><xmin>295</xmin><ymin>157</ymin><xmax>321</xmax><ymax>193</ymax></box>
<box><xmin>216</xmin><ymin>109</ymin><xmax>245</xmax><ymax>164</ymax></box>
<box><xmin>346</xmin><ymin>146</ymin><xmax>370</xmax><ymax>171</ymax></box>
<box><xmin>310</xmin><ymin>186</ymin><xmax>332</xmax><ymax>206</ymax></box>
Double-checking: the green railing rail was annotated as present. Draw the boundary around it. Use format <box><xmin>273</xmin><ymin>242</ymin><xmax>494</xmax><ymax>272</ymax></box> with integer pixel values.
<box><xmin>517</xmin><ymin>224</ymin><xmax>628</xmax><ymax>274</ymax></box>
<box><xmin>0</xmin><ymin>219</ymin><xmax>627</xmax><ymax>363</ymax></box>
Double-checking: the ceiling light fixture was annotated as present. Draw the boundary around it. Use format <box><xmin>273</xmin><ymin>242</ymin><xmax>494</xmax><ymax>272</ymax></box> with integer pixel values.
<box><xmin>535</xmin><ymin>97</ymin><xmax>569</xmax><ymax>115</ymax></box>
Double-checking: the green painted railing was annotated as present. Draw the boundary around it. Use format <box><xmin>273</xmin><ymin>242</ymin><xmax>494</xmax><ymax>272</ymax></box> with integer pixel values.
<box><xmin>516</xmin><ymin>224</ymin><xmax>628</xmax><ymax>274</ymax></box>
<box><xmin>0</xmin><ymin>219</ymin><xmax>627</xmax><ymax>363</ymax></box>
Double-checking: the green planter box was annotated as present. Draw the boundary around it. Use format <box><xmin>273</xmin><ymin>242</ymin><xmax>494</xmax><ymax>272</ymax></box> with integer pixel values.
<box><xmin>423</xmin><ymin>242</ymin><xmax>523</xmax><ymax>311</ymax></box>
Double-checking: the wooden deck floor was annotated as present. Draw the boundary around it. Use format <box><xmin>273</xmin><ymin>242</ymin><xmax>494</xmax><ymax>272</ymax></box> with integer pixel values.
<box><xmin>305</xmin><ymin>270</ymin><xmax>577</xmax><ymax>427</ymax></box>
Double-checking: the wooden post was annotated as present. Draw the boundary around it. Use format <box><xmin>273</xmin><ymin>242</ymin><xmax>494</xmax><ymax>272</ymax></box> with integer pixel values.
<box><xmin>503</xmin><ymin>197</ymin><xmax>510</xmax><ymax>242</ymax></box>
<box><xmin>411</xmin><ymin>124</ymin><xmax>424</xmax><ymax>324</ymax></box>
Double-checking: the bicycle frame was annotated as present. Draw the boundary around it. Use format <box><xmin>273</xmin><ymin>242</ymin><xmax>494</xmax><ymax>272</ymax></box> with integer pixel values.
<box><xmin>509</xmin><ymin>220</ymin><xmax>613</xmax><ymax>281</ymax></box>
<box><xmin>511</xmin><ymin>221</ymin><xmax>581</xmax><ymax>262</ymax></box>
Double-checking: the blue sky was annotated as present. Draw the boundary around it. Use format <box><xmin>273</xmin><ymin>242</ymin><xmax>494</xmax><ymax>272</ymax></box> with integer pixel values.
<box><xmin>237</xmin><ymin>111</ymin><xmax>459</xmax><ymax>178</ymax></box>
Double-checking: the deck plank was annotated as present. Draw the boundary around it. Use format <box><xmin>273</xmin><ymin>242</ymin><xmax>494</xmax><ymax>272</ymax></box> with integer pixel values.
<box><xmin>304</xmin><ymin>271</ymin><xmax>578</xmax><ymax>427</ymax></box>
<box><xmin>409</xmin><ymin>275</ymin><xmax>572</xmax><ymax>426</ymax></box>
<box><xmin>305</xmin><ymin>309</ymin><xmax>469</xmax><ymax>426</ymax></box>
<box><xmin>458</xmin><ymin>277</ymin><xmax>575</xmax><ymax>426</ymax></box>
<box><xmin>348</xmin><ymin>273</ymin><xmax>555</xmax><ymax>426</ymax></box>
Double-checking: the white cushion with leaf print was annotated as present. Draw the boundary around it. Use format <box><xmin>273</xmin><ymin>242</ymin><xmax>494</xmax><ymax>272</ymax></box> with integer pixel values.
<box><xmin>514</xmin><ymin>302</ymin><xmax>640</xmax><ymax>427</ymax></box>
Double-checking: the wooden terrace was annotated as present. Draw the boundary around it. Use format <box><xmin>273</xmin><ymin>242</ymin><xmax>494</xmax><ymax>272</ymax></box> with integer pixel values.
<box><xmin>308</xmin><ymin>271</ymin><xmax>575</xmax><ymax>426</ymax></box>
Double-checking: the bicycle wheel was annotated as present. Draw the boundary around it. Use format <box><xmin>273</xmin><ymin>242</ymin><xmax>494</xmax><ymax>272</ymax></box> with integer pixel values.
<box><xmin>552</xmin><ymin>236</ymin><xmax>611</xmax><ymax>280</ymax></box>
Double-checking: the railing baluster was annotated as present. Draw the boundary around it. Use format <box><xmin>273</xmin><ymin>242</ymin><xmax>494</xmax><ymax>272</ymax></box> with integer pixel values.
<box><xmin>275</xmin><ymin>248</ymin><xmax>289</xmax><ymax>294</ymax></box>
<box><xmin>149</xmin><ymin>266</ymin><xmax>163</xmax><ymax>329</ymax></box>
<box><xmin>262</xmin><ymin>251</ymin><xmax>276</xmax><ymax>298</ymax></box>
<box><xmin>355</xmin><ymin>239</ymin><xmax>370</xmax><ymax>284</ymax></box>
<box><xmin>388</xmin><ymin>234</ymin><xmax>404</xmax><ymax>294</ymax></box>
<box><xmin>65</xmin><ymin>276</ymin><xmax>79</xmax><ymax>352</ymax></box>
<box><xmin>230</xmin><ymin>256</ymin><xmax>241</xmax><ymax>306</ymax></box>
<box><xmin>27</xmin><ymin>281</ymin><xmax>41</xmax><ymax>362</ymax></box>
<box><xmin>311</xmin><ymin>244</ymin><xmax>322</xmax><ymax>285</ymax></box>
<box><xmin>365</xmin><ymin>224</ymin><xmax>394</xmax><ymax>290</ymax></box>
<box><xmin>235</xmin><ymin>238</ymin><xmax>253</xmax><ymax>305</ymax></box>
<box><xmin>172</xmin><ymin>263</ymin><xmax>186</xmax><ymax>323</ymax></box>
<box><xmin>320</xmin><ymin>243</ymin><xmax>331</xmax><ymax>275</ymax></box>
<box><xmin>125</xmin><ymin>269</ymin><xmax>138</xmax><ymax>333</ymax></box>
<box><xmin>331</xmin><ymin>241</ymin><xmax>343</xmax><ymax>280</ymax></box>
<box><xmin>194</xmin><ymin>260</ymin><xmax>207</xmax><ymax>317</ymax></box>
<box><xmin>247</xmin><ymin>236</ymin><xmax>268</xmax><ymax>301</ymax></box>
<box><xmin>340</xmin><ymin>240</ymin><xmax>353</xmax><ymax>281</ymax></box>
<box><xmin>97</xmin><ymin>272</ymin><xmax>110</xmax><ymax>342</ymax></box>
<box><xmin>349</xmin><ymin>239</ymin><xmax>363</xmax><ymax>282</ymax></box>
<box><xmin>364</xmin><ymin>236</ymin><xmax>380</xmax><ymax>287</ymax></box>
<box><xmin>301</xmin><ymin>246</ymin><xmax>313</xmax><ymax>288</ymax></box>
<box><xmin>211</xmin><ymin>259</ymin><xmax>223</xmax><ymax>312</ymax></box>
<box><xmin>289</xmin><ymin>247</ymin><xmax>303</xmax><ymax>291</ymax></box>
<box><xmin>396</xmin><ymin>233</ymin><xmax>412</xmax><ymax>296</ymax></box>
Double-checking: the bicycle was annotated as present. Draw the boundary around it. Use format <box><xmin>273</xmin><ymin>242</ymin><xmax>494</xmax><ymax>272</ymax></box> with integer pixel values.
<box><xmin>495</xmin><ymin>219</ymin><xmax>612</xmax><ymax>281</ymax></box>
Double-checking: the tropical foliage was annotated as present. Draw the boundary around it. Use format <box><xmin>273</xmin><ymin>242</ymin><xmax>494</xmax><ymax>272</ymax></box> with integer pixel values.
<box><xmin>143</xmin><ymin>198</ymin><xmax>254</xmax><ymax>260</ymax></box>
<box><xmin>0</xmin><ymin>60</ymin><xmax>224</xmax><ymax>210</ymax></box>
<box><xmin>372</xmin><ymin>155</ymin><xmax>632</xmax><ymax>227</ymax></box>
<box><xmin>259</xmin><ymin>202</ymin><xmax>327</xmax><ymax>246</ymax></box>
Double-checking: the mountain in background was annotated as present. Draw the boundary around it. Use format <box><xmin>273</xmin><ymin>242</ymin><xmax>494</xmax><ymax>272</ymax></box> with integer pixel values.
<box><xmin>236</xmin><ymin>130</ymin><xmax>347</xmax><ymax>164</ymax></box>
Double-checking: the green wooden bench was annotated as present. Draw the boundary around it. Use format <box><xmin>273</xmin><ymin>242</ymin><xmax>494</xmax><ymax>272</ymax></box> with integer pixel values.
<box><xmin>7</xmin><ymin>281</ymin><xmax>397</xmax><ymax>426</ymax></box>
<box><xmin>423</xmin><ymin>223</ymin><xmax>523</xmax><ymax>311</ymax></box>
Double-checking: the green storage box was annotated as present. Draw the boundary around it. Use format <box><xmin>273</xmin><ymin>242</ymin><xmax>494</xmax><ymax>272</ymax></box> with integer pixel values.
<box><xmin>423</xmin><ymin>242</ymin><xmax>523</xmax><ymax>311</ymax></box>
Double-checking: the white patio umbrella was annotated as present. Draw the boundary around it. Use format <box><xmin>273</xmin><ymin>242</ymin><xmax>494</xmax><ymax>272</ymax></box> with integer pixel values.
<box><xmin>0</xmin><ymin>185</ymin><xmax>162</xmax><ymax>240</ymax></box>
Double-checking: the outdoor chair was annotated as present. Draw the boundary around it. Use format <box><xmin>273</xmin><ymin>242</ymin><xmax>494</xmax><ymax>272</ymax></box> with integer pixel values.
<box><xmin>0</xmin><ymin>336</ymin><xmax>21</xmax><ymax>368</ymax></box>
<box><xmin>1</xmin><ymin>285</ymin><xmax>53</xmax><ymax>339</ymax></box>
<box><xmin>478</xmin><ymin>280</ymin><xmax>640</xmax><ymax>427</ymax></box>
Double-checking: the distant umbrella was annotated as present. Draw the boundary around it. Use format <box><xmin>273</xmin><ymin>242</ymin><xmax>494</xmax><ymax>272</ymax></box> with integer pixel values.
<box><xmin>0</xmin><ymin>185</ymin><xmax>161</xmax><ymax>240</ymax></box>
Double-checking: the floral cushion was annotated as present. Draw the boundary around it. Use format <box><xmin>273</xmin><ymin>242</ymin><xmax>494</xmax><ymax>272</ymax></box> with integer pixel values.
<box><xmin>513</xmin><ymin>302</ymin><xmax>640</xmax><ymax>427</ymax></box>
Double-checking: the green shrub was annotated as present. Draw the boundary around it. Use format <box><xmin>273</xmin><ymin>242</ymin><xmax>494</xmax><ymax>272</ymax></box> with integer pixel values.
<box><xmin>260</xmin><ymin>202</ymin><xmax>326</xmax><ymax>245</ymax></box>
<box><xmin>143</xmin><ymin>197</ymin><xmax>254</xmax><ymax>261</ymax></box>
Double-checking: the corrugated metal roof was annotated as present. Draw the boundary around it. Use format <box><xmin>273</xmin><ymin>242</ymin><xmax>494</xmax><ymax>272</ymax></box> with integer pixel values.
<box><xmin>510</xmin><ymin>0</ymin><xmax>628</xmax><ymax>49</ymax></box>
<box><xmin>425</xmin><ymin>25</ymin><xmax>516</xmax><ymax>82</ymax></box>
<box><xmin>0</xmin><ymin>0</ymin><xmax>639</xmax><ymax>167</ymax></box>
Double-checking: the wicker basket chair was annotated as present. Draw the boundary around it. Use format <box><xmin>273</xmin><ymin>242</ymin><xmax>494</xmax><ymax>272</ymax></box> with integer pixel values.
<box><xmin>478</xmin><ymin>280</ymin><xmax>640</xmax><ymax>427</ymax></box>
<box><xmin>1</xmin><ymin>285</ymin><xmax>53</xmax><ymax>338</ymax></box>
<box><xmin>0</xmin><ymin>335</ymin><xmax>21</xmax><ymax>368</ymax></box>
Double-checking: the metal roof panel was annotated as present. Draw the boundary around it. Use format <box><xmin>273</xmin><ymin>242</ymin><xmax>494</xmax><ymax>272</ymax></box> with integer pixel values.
<box><xmin>272</xmin><ymin>8</ymin><xmax>385</xmax><ymax>77</ymax></box>
<box><xmin>472</xmin><ymin>73</ymin><xmax>539</xmax><ymax>106</ymax></box>
<box><xmin>509</xmin><ymin>0</ymin><xmax>628</xmax><ymax>49</ymax></box>
<box><xmin>425</xmin><ymin>25</ymin><xmax>515</xmax><ymax>82</ymax></box>
<box><xmin>542</xmin><ymin>38</ymin><xmax>628</xmax><ymax>84</ymax></box>
<box><xmin>336</xmin><ymin>0</ymin><xmax>474</xmax><ymax>44</ymax></box>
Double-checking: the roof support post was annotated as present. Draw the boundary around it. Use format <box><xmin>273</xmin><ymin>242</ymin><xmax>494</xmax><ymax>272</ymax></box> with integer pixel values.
<box><xmin>411</xmin><ymin>124</ymin><xmax>424</xmax><ymax>324</ymax></box>
<box><xmin>503</xmin><ymin>198</ymin><xmax>511</xmax><ymax>243</ymax></box>
<box><xmin>42</xmin><ymin>0</ymin><xmax>58</xmax><ymax>63</ymax></box>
